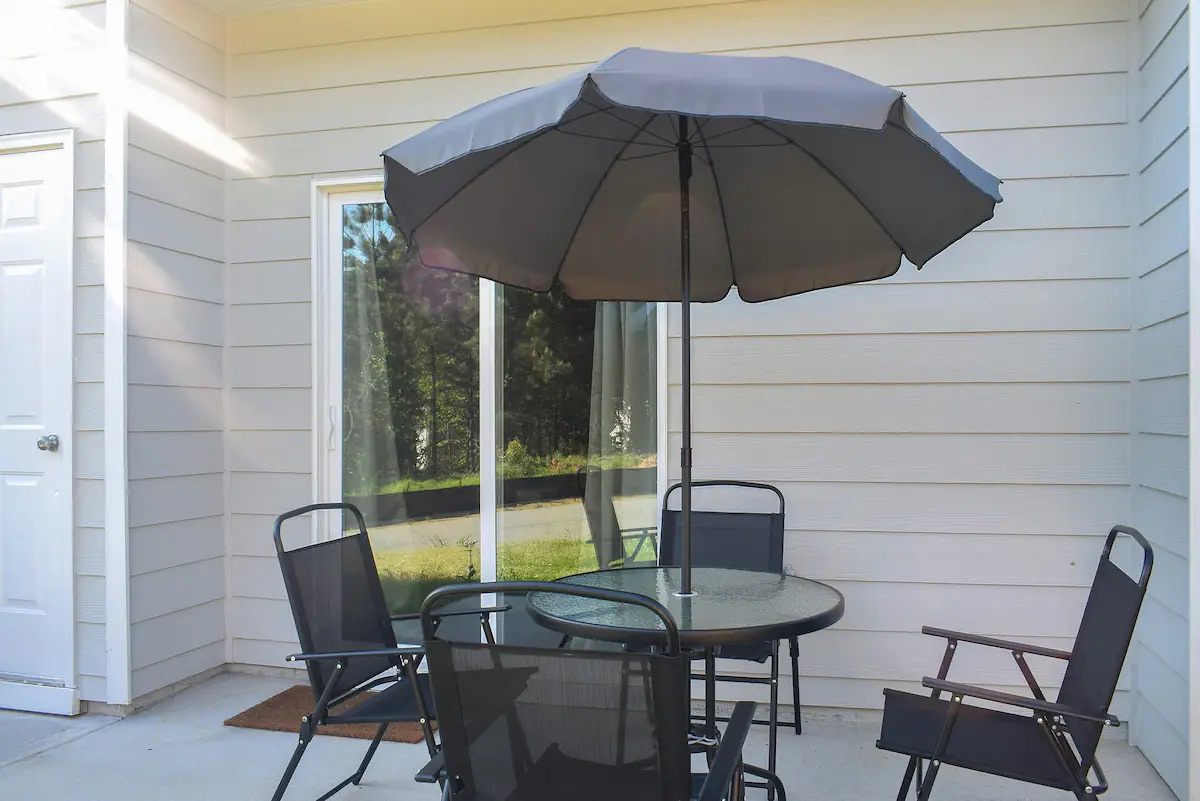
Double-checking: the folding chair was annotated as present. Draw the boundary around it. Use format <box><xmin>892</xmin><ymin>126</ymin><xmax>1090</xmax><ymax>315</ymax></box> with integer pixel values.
<box><xmin>659</xmin><ymin>480</ymin><xmax>800</xmax><ymax>797</ymax></box>
<box><xmin>417</xmin><ymin>579</ymin><xmax>785</xmax><ymax>801</ymax></box>
<box><xmin>877</xmin><ymin>525</ymin><xmax>1153</xmax><ymax>800</ymax></box>
<box><xmin>271</xmin><ymin>503</ymin><xmax>503</xmax><ymax>801</ymax></box>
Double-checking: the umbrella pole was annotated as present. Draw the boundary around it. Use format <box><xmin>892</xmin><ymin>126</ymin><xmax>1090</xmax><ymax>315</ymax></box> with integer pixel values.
<box><xmin>677</xmin><ymin>114</ymin><xmax>695</xmax><ymax>597</ymax></box>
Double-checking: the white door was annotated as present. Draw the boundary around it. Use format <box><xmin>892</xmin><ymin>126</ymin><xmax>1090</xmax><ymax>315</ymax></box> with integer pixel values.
<box><xmin>0</xmin><ymin>132</ymin><xmax>76</xmax><ymax>715</ymax></box>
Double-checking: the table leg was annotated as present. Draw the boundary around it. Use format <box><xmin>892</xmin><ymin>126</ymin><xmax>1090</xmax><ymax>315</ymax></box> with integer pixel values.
<box><xmin>706</xmin><ymin>647</ymin><xmax>717</xmax><ymax>740</ymax></box>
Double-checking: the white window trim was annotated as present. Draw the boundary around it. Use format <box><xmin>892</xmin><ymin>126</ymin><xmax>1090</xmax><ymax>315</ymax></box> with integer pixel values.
<box><xmin>311</xmin><ymin>179</ymin><xmax>669</xmax><ymax>565</ymax></box>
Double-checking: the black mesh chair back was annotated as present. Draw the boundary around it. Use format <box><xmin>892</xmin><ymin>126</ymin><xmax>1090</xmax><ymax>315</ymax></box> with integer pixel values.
<box><xmin>274</xmin><ymin>503</ymin><xmax>400</xmax><ymax>702</ymax></box>
<box><xmin>1055</xmin><ymin>525</ymin><xmax>1154</xmax><ymax>769</ymax></box>
<box><xmin>421</xmin><ymin>581</ymin><xmax>691</xmax><ymax>801</ymax></box>
<box><xmin>659</xmin><ymin>480</ymin><xmax>785</xmax><ymax>573</ymax></box>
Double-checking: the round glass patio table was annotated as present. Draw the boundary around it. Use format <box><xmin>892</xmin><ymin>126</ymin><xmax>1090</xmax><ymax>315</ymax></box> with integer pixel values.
<box><xmin>526</xmin><ymin>565</ymin><xmax>845</xmax><ymax>649</ymax></box>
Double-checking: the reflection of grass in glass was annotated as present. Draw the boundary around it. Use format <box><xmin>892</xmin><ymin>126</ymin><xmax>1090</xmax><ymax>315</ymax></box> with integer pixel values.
<box><xmin>374</xmin><ymin>536</ymin><xmax>655</xmax><ymax>615</ymax></box>
<box><xmin>372</xmin><ymin>451</ymin><xmax>656</xmax><ymax>495</ymax></box>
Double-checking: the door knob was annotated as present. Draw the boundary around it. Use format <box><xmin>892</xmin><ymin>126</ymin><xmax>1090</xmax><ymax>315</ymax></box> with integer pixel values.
<box><xmin>36</xmin><ymin>434</ymin><xmax>60</xmax><ymax>452</ymax></box>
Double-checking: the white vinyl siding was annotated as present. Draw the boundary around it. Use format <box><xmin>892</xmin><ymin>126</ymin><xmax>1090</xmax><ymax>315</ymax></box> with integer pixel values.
<box><xmin>124</xmin><ymin>0</ymin><xmax>228</xmax><ymax>699</ymax></box>
<box><xmin>223</xmin><ymin>0</ymin><xmax>1137</xmax><ymax>715</ymax></box>
<box><xmin>1130</xmin><ymin>0</ymin><xmax>1189</xmax><ymax>797</ymax></box>
<box><xmin>1</xmin><ymin>0</ymin><xmax>109</xmax><ymax>703</ymax></box>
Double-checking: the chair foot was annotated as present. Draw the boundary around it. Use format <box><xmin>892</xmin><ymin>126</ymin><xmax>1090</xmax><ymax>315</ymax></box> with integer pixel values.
<box><xmin>352</xmin><ymin>722</ymin><xmax>389</xmax><ymax>785</ymax></box>
<box><xmin>271</xmin><ymin>731</ymin><xmax>313</xmax><ymax>801</ymax></box>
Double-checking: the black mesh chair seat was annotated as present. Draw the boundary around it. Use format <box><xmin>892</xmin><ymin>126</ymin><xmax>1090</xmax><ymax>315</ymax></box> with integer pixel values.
<box><xmin>326</xmin><ymin>674</ymin><xmax>436</xmax><ymax>725</ymax></box>
<box><xmin>879</xmin><ymin>690</ymin><xmax>1069</xmax><ymax>790</ymax></box>
<box><xmin>877</xmin><ymin>526</ymin><xmax>1153</xmax><ymax>801</ymax></box>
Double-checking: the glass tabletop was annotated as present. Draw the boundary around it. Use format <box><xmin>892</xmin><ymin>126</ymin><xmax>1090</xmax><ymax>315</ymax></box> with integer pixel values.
<box><xmin>527</xmin><ymin>566</ymin><xmax>845</xmax><ymax>647</ymax></box>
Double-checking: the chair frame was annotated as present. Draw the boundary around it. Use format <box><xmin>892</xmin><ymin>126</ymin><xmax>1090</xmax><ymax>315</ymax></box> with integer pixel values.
<box><xmin>883</xmin><ymin>525</ymin><xmax>1153</xmax><ymax>801</ymax></box>
<box><xmin>417</xmin><ymin>580</ymin><xmax>786</xmax><ymax>801</ymax></box>
<box><xmin>660</xmin><ymin>480</ymin><xmax>800</xmax><ymax>798</ymax></box>
<box><xmin>271</xmin><ymin>503</ymin><xmax>506</xmax><ymax>801</ymax></box>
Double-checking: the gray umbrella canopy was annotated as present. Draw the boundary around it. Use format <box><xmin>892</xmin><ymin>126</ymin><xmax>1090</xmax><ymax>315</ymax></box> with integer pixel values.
<box><xmin>383</xmin><ymin>48</ymin><xmax>1001</xmax><ymax>594</ymax></box>
<box><xmin>383</xmin><ymin>47</ymin><xmax>1001</xmax><ymax>303</ymax></box>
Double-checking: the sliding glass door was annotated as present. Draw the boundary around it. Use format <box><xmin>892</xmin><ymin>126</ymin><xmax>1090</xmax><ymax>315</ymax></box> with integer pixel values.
<box><xmin>320</xmin><ymin>187</ymin><xmax>660</xmax><ymax>615</ymax></box>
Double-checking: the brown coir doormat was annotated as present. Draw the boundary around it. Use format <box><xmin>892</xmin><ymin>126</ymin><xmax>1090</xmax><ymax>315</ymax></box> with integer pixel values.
<box><xmin>224</xmin><ymin>685</ymin><xmax>428</xmax><ymax>744</ymax></box>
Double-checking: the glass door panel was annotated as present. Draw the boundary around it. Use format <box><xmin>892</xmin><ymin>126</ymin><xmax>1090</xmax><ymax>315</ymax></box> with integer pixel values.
<box><xmin>494</xmin><ymin>283</ymin><xmax>659</xmax><ymax>582</ymax></box>
<box><xmin>338</xmin><ymin>201</ymin><xmax>480</xmax><ymax>616</ymax></box>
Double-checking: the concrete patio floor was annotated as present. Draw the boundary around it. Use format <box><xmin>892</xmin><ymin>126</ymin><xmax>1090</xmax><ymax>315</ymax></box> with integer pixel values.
<box><xmin>0</xmin><ymin>672</ymin><xmax>1176</xmax><ymax>801</ymax></box>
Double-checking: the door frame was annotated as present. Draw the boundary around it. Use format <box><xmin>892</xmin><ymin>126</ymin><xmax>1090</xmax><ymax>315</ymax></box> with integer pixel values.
<box><xmin>311</xmin><ymin>177</ymin><xmax>669</xmax><ymax>563</ymax></box>
<box><xmin>0</xmin><ymin>129</ymin><xmax>77</xmax><ymax>715</ymax></box>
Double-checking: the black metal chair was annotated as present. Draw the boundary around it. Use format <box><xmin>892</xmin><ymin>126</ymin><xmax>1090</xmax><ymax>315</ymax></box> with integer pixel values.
<box><xmin>271</xmin><ymin>503</ymin><xmax>503</xmax><ymax>801</ymax></box>
<box><xmin>658</xmin><ymin>480</ymin><xmax>800</xmax><ymax>796</ymax></box>
<box><xmin>579</xmin><ymin>466</ymin><xmax>658</xmax><ymax>569</ymax></box>
<box><xmin>877</xmin><ymin>525</ymin><xmax>1154</xmax><ymax>801</ymax></box>
<box><xmin>417</xmin><ymin>579</ymin><xmax>785</xmax><ymax>801</ymax></box>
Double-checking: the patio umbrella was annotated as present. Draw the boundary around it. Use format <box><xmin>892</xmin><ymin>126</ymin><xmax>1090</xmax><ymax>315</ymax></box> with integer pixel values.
<box><xmin>382</xmin><ymin>47</ymin><xmax>1001</xmax><ymax>596</ymax></box>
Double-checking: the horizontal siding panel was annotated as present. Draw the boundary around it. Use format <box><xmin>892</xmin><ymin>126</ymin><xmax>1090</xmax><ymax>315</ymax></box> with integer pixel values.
<box><xmin>0</xmin><ymin>96</ymin><xmax>104</xmax><ymax>144</ymax></box>
<box><xmin>130</xmin><ymin>557</ymin><xmax>225</xmax><ymax>624</ymax></box>
<box><xmin>136</xmin><ymin>0</ymin><xmax>225</xmax><ymax>50</ymax></box>
<box><xmin>128</xmin><ymin>146</ymin><xmax>224</xmax><ymax>220</ymax></box>
<box><xmin>229</xmin><ymin>345</ymin><xmax>312</xmax><ymax>388</ymax></box>
<box><xmin>230</xmin><ymin>596</ymin><xmax>296</xmax><ymax>642</ymax></box>
<box><xmin>127</xmin><ymin>194</ymin><xmax>224</xmax><ymax>264</ymax></box>
<box><xmin>1139</xmin><ymin>76</ymin><xmax>1187</xmax><ymax>168</ymax></box>
<box><xmin>673</xmin><ymin>331</ymin><xmax>1130</xmax><ymax>385</ymax></box>
<box><xmin>129</xmin><ymin>516</ymin><xmax>225</xmax><ymax>576</ymax></box>
<box><xmin>1131</xmin><ymin>689</ymin><xmax>1188</xmax><ymax>798</ymax></box>
<box><xmin>983</xmin><ymin>176</ymin><xmax>1128</xmax><ymax>231</ymax></box>
<box><xmin>230</xmin><ymin>471</ymin><xmax>312</xmax><ymax>515</ymax></box>
<box><xmin>73</xmin><ymin>431</ymin><xmax>104</xmax><ymax>479</ymax></box>
<box><xmin>1133</xmin><ymin>485</ymin><xmax>1188</xmax><ymax>559</ymax></box>
<box><xmin>230</xmin><ymin>388</ymin><xmax>312</xmax><ymax>430</ymax></box>
<box><xmin>76</xmin><ymin>188</ymin><xmax>104</xmax><ymax>239</ymax></box>
<box><xmin>920</xmin><ymin>227</ymin><xmax>1130</xmax><ymax>282</ymax></box>
<box><xmin>1134</xmin><ymin>314</ymin><xmax>1188</xmax><ymax>380</ymax></box>
<box><xmin>1139</xmin><ymin>134</ymin><xmax>1186</xmax><ymax>222</ymax></box>
<box><xmin>231</xmin><ymin>512</ymin><xmax>310</xmax><ymax>558</ymax></box>
<box><xmin>77</xmin><ymin>622</ymin><xmax>107</xmax><ymax>677</ymax></box>
<box><xmin>1143</xmin><ymin>545</ymin><xmax>1188</xmax><ymax>620</ymax></box>
<box><xmin>231</xmin><ymin>554</ymin><xmax>285</xmax><ymax>600</ymax></box>
<box><xmin>128</xmin><ymin>337</ymin><xmax>222</xmax><ymax>387</ymax></box>
<box><xmin>1138</xmin><ymin>594</ymin><xmax>1188</xmax><ymax>672</ymax></box>
<box><xmin>1133</xmin><ymin>644</ymin><xmax>1188</xmax><ymax>738</ymax></box>
<box><xmin>1138</xmin><ymin>6</ymin><xmax>1187</xmax><ymax>117</ymax></box>
<box><xmin>227</xmin><ymin>0</ymin><xmax>1125</xmax><ymax>58</ymax></box>
<box><xmin>127</xmin><ymin>288</ymin><xmax>223</xmax><ymax>346</ymax></box>
<box><xmin>1134</xmin><ymin>433</ymin><xmax>1188</xmax><ymax>497</ymax></box>
<box><xmin>229</xmin><ymin>260</ymin><xmax>311</xmax><ymax>304</ymax></box>
<box><xmin>75</xmin><ymin>333</ymin><xmax>104</xmax><ymax>383</ymax></box>
<box><xmin>130</xmin><ymin>598</ymin><xmax>224</xmax><ymax>670</ymax></box>
<box><xmin>76</xmin><ymin>574</ymin><xmax>105</xmax><ymax>625</ymax></box>
<box><xmin>682</xmin><ymin>278</ymin><xmax>1127</xmax><ymax>338</ymax></box>
<box><xmin>129</xmin><ymin>431</ymin><xmax>224</xmax><ymax>478</ymax></box>
<box><xmin>788</xmin><ymin>531</ymin><xmax>1104</xmax><ymax>588</ymax></box>
<box><xmin>75</xmin><ymin>526</ymin><xmax>105</xmax><ymax>576</ymax></box>
<box><xmin>229</xmin><ymin>430</ymin><xmax>312</xmax><ymax>473</ymax></box>
<box><xmin>127</xmin><ymin>117</ymin><xmax>228</xmax><ymax>184</ymax></box>
<box><xmin>1139</xmin><ymin>0</ymin><xmax>1188</xmax><ymax>62</ymax></box>
<box><xmin>78</xmin><ymin>674</ymin><xmax>106</xmax><ymax>702</ymax></box>
<box><xmin>127</xmin><ymin>241</ymin><xmax>225</xmax><ymax>304</ymax></box>
<box><xmin>671</xmin><ymin>432</ymin><xmax>1128</xmax><ymax>485</ymax></box>
<box><xmin>229</xmin><ymin>217</ymin><xmax>311</xmax><ymax>263</ymax></box>
<box><xmin>229</xmin><ymin>302</ymin><xmax>310</xmax><ymax>346</ymax></box>
<box><xmin>75</xmin><ymin>479</ymin><xmax>104</xmax><ymax>528</ymax></box>
<box><xmin>128</xmin><ymin>474</ymin><xmax>224</xmax><ymax>528</ymax></box>
<box><xmin>129</xmin><ymin>1</ymin><xmax>225</xmax><ymax>94</ymax></box>
<box><xmin>76</xmin><ymin>140</ymin><xmax>105</xmax><ymax>190</ymax></box>
<box><xmin>1135</xmin><ymin>254</ymin><xmax>1188</xmax><ymax>327</ymax></box>
<box><xmin>1</xmin><ymin>2</ymin><xmax>106</xmax><ymax>60</ymax></box>
<box><xmin>1136</xmin><ymin>375</ymin><xmax>1188</xmax><ymax>437</ymax></box>
<box><xmin>74</xmin><ymin>286</ymin><xmax>104</xmax><ymax>334</ymax></box>
<box><xmin>231</xmin><ymin>176</ymin><xmax>314</xmax><ymax>220</ymax></box>
<box><xmin>672</xmin><ymin>382</ymin><xmax>1129</xmax><ymax>435</ymax></box>
<box><xmin>1138</xmin><ymin>192</ymin><xmax>1189</xmax><ymax>275</ymax></box>
<box><xmin>76</xmin><ymin>237</ymin><xmax>105</xmax><ymax>287</ymax></box>
<box><xmin>75</xmin><ymin>383</ymin><xmax>104</xmax><ymax>430</ymax></box>
<box><xmin>232</xmin><ymin>637</ymin><xmax>297</xmax><ymax>667</ymax></box>
<box><xmin>131</xmin><ymin>641</ymin><xmax>224</xmax><ymax>699</ymax></box>
<box><xmin>678</xmin><ymin>481</ymin><xmax>1130</xmax><ymax>536</ymax></box>
<box><xmin>0</xmin><ymin>54</ymin><xmax>102</xmax><ymax>106</ymax></box>
<box><xmin>128</xmin><ymin>385</ymin><xmax>223</xmax><ymax>432</ymax></box>
<box><xmin>947</xmin><ymin>124</ymin><xmax>1130</xmax><ymax>183</ymax></box>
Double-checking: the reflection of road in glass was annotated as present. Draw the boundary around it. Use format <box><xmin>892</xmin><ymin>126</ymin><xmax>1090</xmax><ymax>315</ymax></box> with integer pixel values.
<box><xmin>369</xmin><ymin>494</ymin><xmax>655</xmax><ymax>552</ymax></box>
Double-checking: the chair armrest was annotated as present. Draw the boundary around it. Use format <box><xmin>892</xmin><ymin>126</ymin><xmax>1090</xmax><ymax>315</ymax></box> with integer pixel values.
<box><xmin>921</xmin><ymin>677</ymin><xmax>1120</xmax><ymax>727</ymax></box>
<box><xmin>392</xmin><ymin>604</ymin><xmax>512</xmax><ymax>622</ymax></box>
<box><xmin>922</xmin><ymin>626</ymin><xmax>1071</xmax><ymax>660</ymax></box>
<box><xmin>697</xmin><ymin>701</ymin><xmax>757</xmax><ymax>801</ymax></box>
<box><xmin>415</xmin><ymin>751</ymin><xmax>445</xmax><ymax>784</ymax></box>
<box><xmin>286</xmin><ymin>646</ymin><xmax>423</xmax><ymax>662</ymax></box>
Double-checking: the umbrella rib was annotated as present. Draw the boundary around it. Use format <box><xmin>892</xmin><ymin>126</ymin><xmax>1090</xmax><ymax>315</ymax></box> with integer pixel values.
<box><xmin>402</xmin><ymin>105</ymin><xmax>616</xmax><ymax>236</ymax></box>
<box><xmin>549</xmin><ymin>115</ymin><xmax>660</xmax><ymax>287</ymax></box>
<box><xmin>577</xmin><ymin>99</ymin><xmax>676</xmax><ymax>147</ymax></box>
<box><xmin>753</xmin><ymin>120</ymin><xmax>906</xmax><ymax>255</ymax></box>
<box><xmin>696</xmin><ymin>125</ymin><xmax>737</xmax><ymax>290</ymax></box>
<box><xmin>616</xmin><ymin>148</ymin><xmax>677</xmax><ymax>162</ymax></box>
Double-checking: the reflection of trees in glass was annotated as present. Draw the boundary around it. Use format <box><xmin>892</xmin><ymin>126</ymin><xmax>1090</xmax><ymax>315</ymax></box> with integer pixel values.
<box><xmin>342</xmin><ymin>203</ymin><xmax>479</xmax><ymax>495</ymax></box>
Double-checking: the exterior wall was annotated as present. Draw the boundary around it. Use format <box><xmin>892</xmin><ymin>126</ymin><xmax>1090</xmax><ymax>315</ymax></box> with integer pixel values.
<box><xmin>223</xmin><ymin>0</ymin><xmax>1139</xmax><ymax>715</ymax></box>
<box><xmin>123</xmin><ymin>0</ymin><xmax>228</xmax><ymax>699</ymax></box>
<box><xmin>1130</xmin><ymin>0</ymin><xmax>1189</xmax><ymax>796</ymax></box>
<box><xmin>2</xmin><ymin>0</ymin><xmax>109</xmax><ymax>703</ymax></box>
